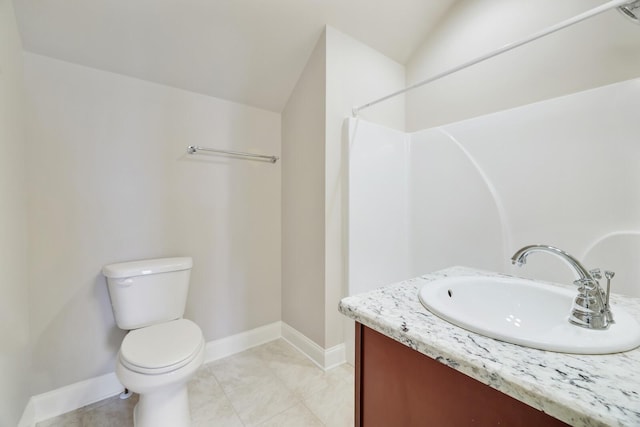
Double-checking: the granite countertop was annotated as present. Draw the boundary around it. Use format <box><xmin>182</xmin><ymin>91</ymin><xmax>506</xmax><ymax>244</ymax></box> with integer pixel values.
<box><xmin>338</xmin><ymin>266</ymin><xmax>640</xmax><ymax>427</ymax></box>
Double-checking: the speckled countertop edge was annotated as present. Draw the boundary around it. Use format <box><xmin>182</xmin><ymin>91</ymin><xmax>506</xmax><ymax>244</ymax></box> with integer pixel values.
<box><xmin>339</xmin><ymin>266</ymin><xmax>640</xmax><ymax>427</ymax></box>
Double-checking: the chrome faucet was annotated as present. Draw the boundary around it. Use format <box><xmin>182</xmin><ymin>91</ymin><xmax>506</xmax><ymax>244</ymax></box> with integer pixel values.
<box><xmin>511</xmin><ymin>245</ymin><xmax>592</xmax><ymax>280</ymax></box>
<box><xmin>511</xmin><ymin>245</ymin><xmax>614</xmax><ymax>330</ymax></box>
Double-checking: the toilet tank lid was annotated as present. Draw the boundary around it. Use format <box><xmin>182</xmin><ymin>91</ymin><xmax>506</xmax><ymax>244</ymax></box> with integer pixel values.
<box><xmin>102</xmin><ymin>257</ymin><xmax>193</xmax><ymax>278</ymax></box>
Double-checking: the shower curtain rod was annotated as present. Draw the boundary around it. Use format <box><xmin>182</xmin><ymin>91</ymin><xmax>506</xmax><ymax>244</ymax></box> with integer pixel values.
<box><xmin>352</xmin><ymin>0</ymin><xmax>633</xmax><ymax>117</ymax></box>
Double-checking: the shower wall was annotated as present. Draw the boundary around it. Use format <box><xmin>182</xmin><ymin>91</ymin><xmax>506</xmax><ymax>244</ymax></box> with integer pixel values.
<box><xmin>443</xmin><ymin>76</ymin><xmax>640</xmax><ymax>291</ymax></box>
<box><xmin>348</xmin><ymin>77</ymin><xmax>640</xmax><ymax>300</ymax></box>
<box><xmin>408</xmin><ymin>129</ymin><xmax>504</xmax><ymax>275</ymax></box>
<box><xmin>346</xmin><ymin>120</ymin><xmax>410</xmax><ymax>296</ymax></box>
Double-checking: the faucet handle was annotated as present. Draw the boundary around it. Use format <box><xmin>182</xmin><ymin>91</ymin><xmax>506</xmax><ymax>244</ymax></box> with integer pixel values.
<box><xmin>589</xmin><ymin>268</ymin><xmax>602</xmax><ymax>280</ymax></box>
<box><xmin>574</xmin><ymin>277</ymin><xmax>595</xmax><ymax>293</ymax></box>
<box><xmin>604</xmin><ymin>270</ymin><xmax>615</xmax><ymax>324</ymax></box>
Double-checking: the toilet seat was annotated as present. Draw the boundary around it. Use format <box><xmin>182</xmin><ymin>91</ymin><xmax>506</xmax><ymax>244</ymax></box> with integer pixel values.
<box><xmin>120</xmin><ymin>318</ymin><xmax>204</xmax><ymax>375</ymax></box>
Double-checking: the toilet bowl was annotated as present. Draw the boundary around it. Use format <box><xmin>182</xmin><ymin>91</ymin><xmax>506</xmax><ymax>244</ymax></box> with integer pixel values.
<box><xmin>115</xmin><ymin>319</ymin><xmax>205</xmax><ymax>427</ymax></box>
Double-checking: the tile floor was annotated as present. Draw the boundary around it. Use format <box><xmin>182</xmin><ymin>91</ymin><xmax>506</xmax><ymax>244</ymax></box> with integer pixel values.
<box><xmin>36</xmin><ymin>339</ymin><xmax>355</xmax><ymax>427</ymax></box>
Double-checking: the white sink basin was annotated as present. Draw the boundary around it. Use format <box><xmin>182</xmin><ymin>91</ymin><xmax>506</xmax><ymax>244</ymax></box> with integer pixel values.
<box><xmin>418</xmin><ymin>276</ymin><xmax>640</xmax><ymax>354</ymax></box>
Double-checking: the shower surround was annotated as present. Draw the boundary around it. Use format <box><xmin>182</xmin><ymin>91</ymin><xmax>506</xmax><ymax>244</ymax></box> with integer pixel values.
<box><xmin>347</xmin><ymin>77</ymin><xmax>640</xmax><ymax>300</ymax></box>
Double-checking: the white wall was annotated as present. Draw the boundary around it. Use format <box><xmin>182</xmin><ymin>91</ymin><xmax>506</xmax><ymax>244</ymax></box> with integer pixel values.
<box><xmin>23</xmin><ymin>53</ymin><xmax>281</xmax><ymax>394</ymax></box>
<box><xmin>406</xmin><ymin>0</ymin><xmax>640</xmax><ymax>130</ymax></box>
<box><xmin>0</xmin><ymin>0</ymin><xmax>31</xmax><ymax>424</ymax></box>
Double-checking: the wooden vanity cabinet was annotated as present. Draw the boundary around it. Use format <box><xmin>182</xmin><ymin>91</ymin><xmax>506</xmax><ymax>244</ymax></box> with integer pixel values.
<box><xmin>355</xmin><ymin>323</ymin><xmax>569</xmax><ymax>427</ymax></box>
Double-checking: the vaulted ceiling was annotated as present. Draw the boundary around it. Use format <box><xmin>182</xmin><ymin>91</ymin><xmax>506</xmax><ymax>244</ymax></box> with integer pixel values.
<box><xmin>13</xmin><ymin>0</ymin><xmax>458</xmax><ymax>112</ymax></box>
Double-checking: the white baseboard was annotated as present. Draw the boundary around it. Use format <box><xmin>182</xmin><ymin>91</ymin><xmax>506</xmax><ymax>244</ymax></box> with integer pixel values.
<box><xmin>28</xmin><ymin>372</ymin><xmax>123</xmax><ymax>426</ymax></box>
<box><xmin>281</xmin><ymin>322</ymin><xmax>346</xmax><ymax>370</ymax></box>
<box><xmin>203</xmin><ymin>321</ymin><xmax>282</xmax><ymax>363</ymax></box>
<box><xmin>20</xmin><ymin>321</ymin><xmax>345</xmax><ymax>425</ymax></box>
<box><xmin>324</xmin><ymin>342</ymin><xmax>347</xmax><ymax>370</ymax></box>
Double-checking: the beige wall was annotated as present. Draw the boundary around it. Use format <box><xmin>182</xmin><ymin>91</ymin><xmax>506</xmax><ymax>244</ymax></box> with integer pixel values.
<box><xmin>282</xmin><ymin>26</ymin><xmax>405</xmax><ymax>350</ymax></box>
<box><xmin>281</xmin><ymin>32</ymin><xmax>327</xmax><ymax>346</ymax></box>
<box><xmin>23</xmin><ymin>53</ymin><xmax>281</xmax><ymax>394</ymax></box>
<box><xmin>406</xmin><ymin>0</ymin><xmax>640</xmax><ymax>130</ymax></box>
<box><xmin>0</xmin><ymin>0</ymin><xmax>30</xmax><ymax>424</ymax></box>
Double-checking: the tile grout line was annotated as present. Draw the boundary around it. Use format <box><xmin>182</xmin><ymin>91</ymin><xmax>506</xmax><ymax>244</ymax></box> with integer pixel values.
<box><xmin>255</xmin><ymin>344</ymin><xmax>308</xmax><ymax>426</ymax></box>
<box><xmin>203</xmin><ymin>362</ymin><xmax>248</xmax><ymax>426</ymax></box>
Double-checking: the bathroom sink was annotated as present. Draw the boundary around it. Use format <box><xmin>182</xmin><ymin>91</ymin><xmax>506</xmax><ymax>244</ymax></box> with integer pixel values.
<box><xmin>418</xmin><ymin>276</ymin><xmax>640</xmax><ymax>354</ymax></box>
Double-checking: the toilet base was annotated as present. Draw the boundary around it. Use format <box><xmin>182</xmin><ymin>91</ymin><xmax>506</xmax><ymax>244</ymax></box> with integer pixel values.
<box><xmin>134</xmin><ymin>384</ymin><xmax>191</xmax><ymax>427</ymax></box>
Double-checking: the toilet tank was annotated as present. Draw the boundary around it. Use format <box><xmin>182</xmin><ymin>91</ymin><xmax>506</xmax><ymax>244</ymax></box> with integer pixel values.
<box><xmin>102</xmin><ymin>257</ymin><xmax>193</xmax><ymax>330</ymax></box>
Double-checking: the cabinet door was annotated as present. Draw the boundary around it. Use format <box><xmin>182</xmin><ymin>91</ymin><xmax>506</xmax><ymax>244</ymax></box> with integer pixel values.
<box><xmin>355</xmin><ymin>323</ymin><xmax>568</xmax><ymax>427</ymax></box>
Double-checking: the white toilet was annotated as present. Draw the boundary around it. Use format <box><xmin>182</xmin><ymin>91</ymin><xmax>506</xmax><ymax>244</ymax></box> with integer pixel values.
<box><xmin>102</xmin><ymin>257</ymin><xmax>205</xmax><ymax>427</ymax></box>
